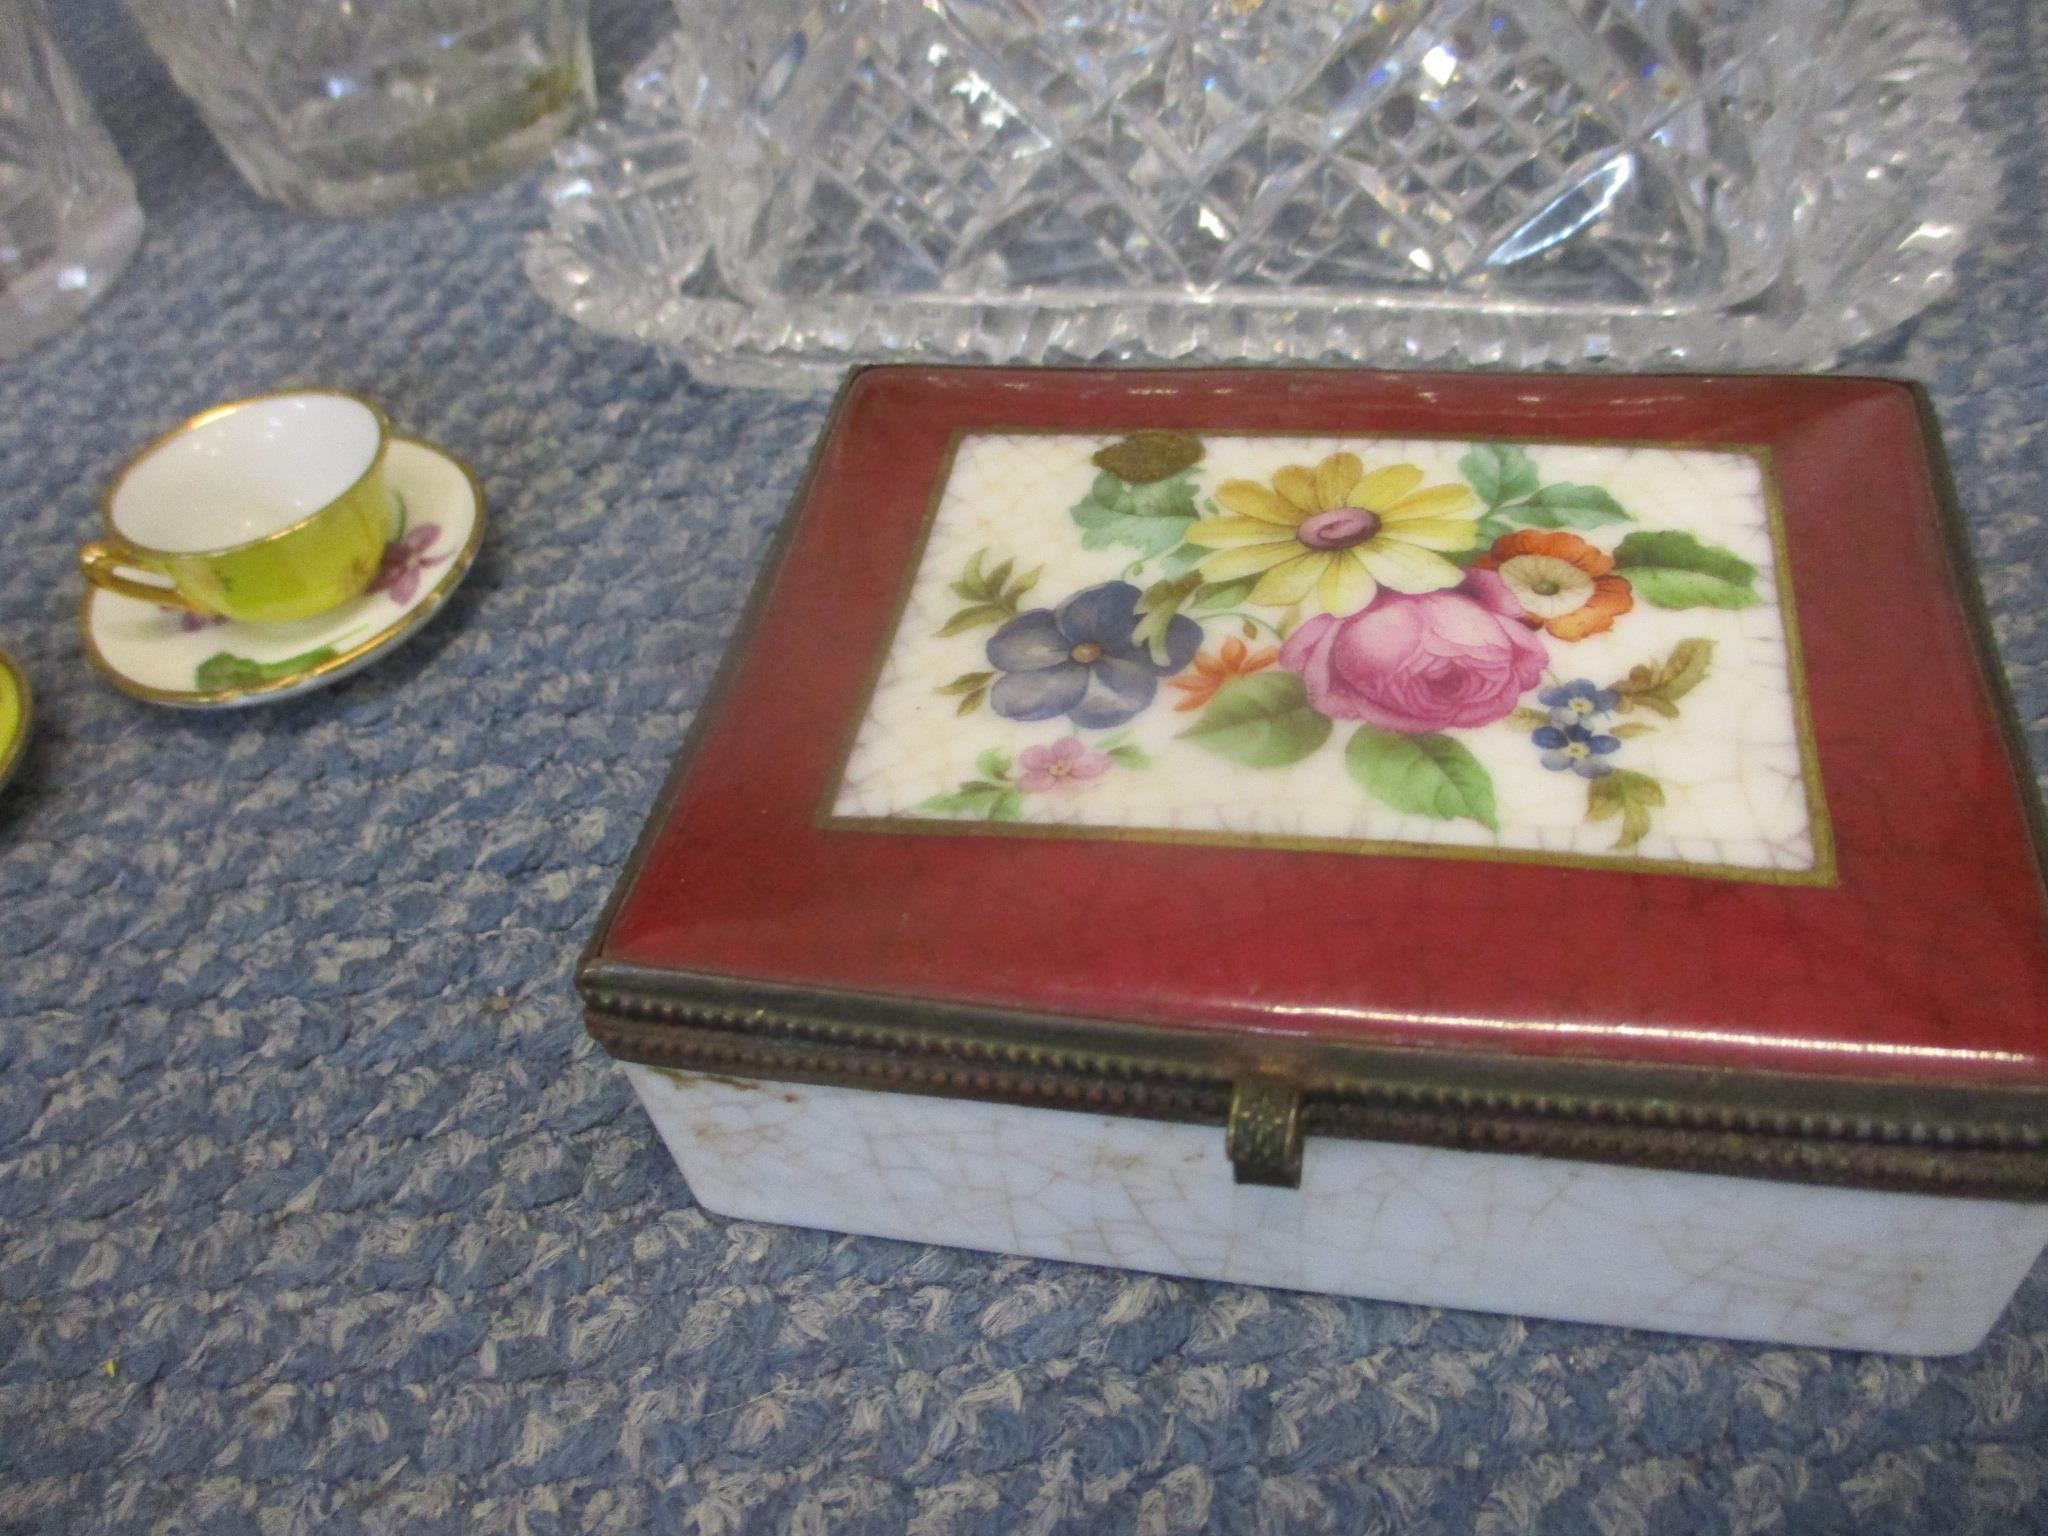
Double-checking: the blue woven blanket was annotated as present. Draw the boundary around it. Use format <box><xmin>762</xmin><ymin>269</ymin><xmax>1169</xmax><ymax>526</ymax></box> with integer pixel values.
<box><xmin>2</xmin><ymin>1</ymin><xmax>2044</xmax><ymax>1530</ymax></box>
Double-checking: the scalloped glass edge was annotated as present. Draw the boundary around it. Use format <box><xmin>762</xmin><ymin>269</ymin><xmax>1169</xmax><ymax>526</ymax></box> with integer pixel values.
<box><xmin>524</xmin><ymin>1</ymin><xmax>1992</xmax><ymax>393</ymax></box>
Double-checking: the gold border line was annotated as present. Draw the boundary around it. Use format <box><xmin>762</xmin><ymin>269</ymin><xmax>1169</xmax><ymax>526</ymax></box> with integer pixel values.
<box><xmin>816</xmin><ymin>427</ymin><xmax>1836</xmax><ymax>886</ymax></box>
<box><xmin>811</xmin><ymin>428</ymin><xmax>968</xmax><ymax>828</ymax></box>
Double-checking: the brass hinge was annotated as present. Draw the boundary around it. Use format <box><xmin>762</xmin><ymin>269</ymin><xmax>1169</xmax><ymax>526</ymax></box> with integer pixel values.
<box><xmin>1227</xmin><ymin>1078</ymin><xmax>1304</xmax><ymax>1188</ymax></box>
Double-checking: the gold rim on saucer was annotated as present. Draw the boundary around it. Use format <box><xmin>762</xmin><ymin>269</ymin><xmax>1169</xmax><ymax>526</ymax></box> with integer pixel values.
<box><xmin>79</xmin><ymin>435</ymin><xmax>486</xmax><ymax>708</ymax></box>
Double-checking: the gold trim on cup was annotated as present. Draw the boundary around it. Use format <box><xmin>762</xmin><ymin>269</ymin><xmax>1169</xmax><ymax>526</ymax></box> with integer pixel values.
<box><xmin>78</xmin><ymin>437</ymin><xmax>486</xmax><ymax>708</ymax></box>
<box><xmin>98</xmin><ymin>386</ymin><xmax>394</xmax><ymax>560</ymax></box>
<box><xmin>78</xmin><ymin>540</ymin><xmax>208</xmax><ymax>612</ymax></box>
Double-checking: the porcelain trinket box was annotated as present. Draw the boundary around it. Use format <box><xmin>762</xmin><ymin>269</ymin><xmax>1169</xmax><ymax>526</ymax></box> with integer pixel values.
<box><xmin>580</xmin><ymin>367</ymin><xmax>2048</xmax><ymax>1355</ymax></box>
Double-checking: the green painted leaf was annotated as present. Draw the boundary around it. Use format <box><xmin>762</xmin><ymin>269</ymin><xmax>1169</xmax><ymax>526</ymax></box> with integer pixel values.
<box><xmin>1612</xmin><ymin>531</ymin><xmax>1760</xmax><ymax>609</ymax></box>
<box><xmin>1625</xmin><ymin>567</ymin><xmax>1763</xmax><ymax>609</ymax></box>
<box><xmin>946</xmin><ymin>549</ymin><xmax>1040</xmax><ymax>616</ymax></box>
<box><xmin>1133</xmin><ymin>573</ymin><xmax>1204</xmax><ymax>665</ymax></box>
<box><xmin>1508</xmin><ymin>707</ymin><xmax>1551</xmax><ymax>731</ymax></box>
<box><xmin>1459</xmin><ymin>443</ymin><xmax>1539</xmax><ymax>508</ymax></box>
<box><xmin>1512</xmin><ymin>483</ymin><xmax>1631</xmax><ymax>530</ymax></box>
<box><xmin>937</xmin><ymin>604</ymin><xmax>1010</xmax><ymax>637</ymax></box>
<box><xmin>1458</xmin><ymin>448</ymin><xmax>1500</xmax><ymax>506</ymax></box>
<box><xmin>1178</xmin><ymin>672</ymin><xmax>1331</xmax><ymax>768</ymax></box>
<box><xmin>1071</xmin><ymin>500</ymin><xmax>1195</xmax><ymax>558</ymax></box>
<box><xmin>975</xmin><ymin>747</ymin><xmax>1012</xmax><ymax>781</ymax></box>
<box><xmin>1610</xmin><ymin>722</ymin><xmax>1657</xmax><ymax>739</ymax></box>
<box><xmin>1476</xmin><ymin>513</ymin><xmax>1517</xmax><ymax>545</ymax></box>
<box><xmin>1070</xmin><ymin>468</ymin><xmax>1200</xmax><ymax>557</ymax></box>
<box><xmin>195</xmin><ymin>645</ymin><xmax>343</xmax><ymax>692</ymax></box>
<box><xmin>1126</xmin><ymin>474</ymin><xmax>1198</xmax><ymax>519</ymax></box>
<box><xmin>1612</xmin><ymin>638</ymin><xmax>1715</xmax><ymax>718</ymax></box>
<box><xmin>955</xmin><ymin>688</ymin><xmax>987</xmax><ymax>716</ymax></box>
<box><xmin>1192</xmin><ymin>575</ymin><xmax>1258</xmax><ymax>612</ymax></box>
<box><xmin>917</xmin><ymin>784</ymin><xmax>1024</xmax><ymax>821</ymax></box>
<box><xmin>1344</xmin><ymin>727</ymin><xmax>1499</xmax><ymax>831</ymax></box>
<box><xmin>193</xmin><ymin>655</ymin><xmax>266</xmax><ymax>692</ymax></box>
<box><xmin>1105</xmin><ymin>744</ymin><xmax>1152</xmax><ymax>769</ymax></box>
<box><xmin>1586</xmin><ymin>768</ymin><xmax>1666</xmax><ymax>850</ymax></box>
<box><xmin>1158</xmin><ymin>543</ymin><xmax>1213</xmax><ymax>580</ymax></box>
<box><xmin>937</xmin><ymin>670</ymin><xmax>994</xmax><ymax>696</ymax></box>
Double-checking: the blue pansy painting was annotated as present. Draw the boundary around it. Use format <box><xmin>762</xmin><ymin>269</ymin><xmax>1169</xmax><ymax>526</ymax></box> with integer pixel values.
<box><xmin>987</xmin><ymin>581</ymin><xmax>1201</xmax><ymax>731</ymax></box>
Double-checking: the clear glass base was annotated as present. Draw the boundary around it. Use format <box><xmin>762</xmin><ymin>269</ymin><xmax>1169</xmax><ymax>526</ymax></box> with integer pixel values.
<box><xmin>526</xmin><ymin>0</ymin><xmax>1990</xmax><ymax>390</ymax></box>
<box><xmin>0</xmin><ymin>191</ymin><xmax>142</xmax><ymax>362</ymax></box>
<box><xmin>220</xmin><ymin>31</ymin><xmax>594</xmax><ymax>217</ymax></box>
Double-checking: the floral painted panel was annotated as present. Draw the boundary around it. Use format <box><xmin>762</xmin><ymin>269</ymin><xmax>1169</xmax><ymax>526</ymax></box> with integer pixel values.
<box><xmin>828</xmin><ymin>431</ymin><xmax>1830</xmax><ymax>881</ymax></box>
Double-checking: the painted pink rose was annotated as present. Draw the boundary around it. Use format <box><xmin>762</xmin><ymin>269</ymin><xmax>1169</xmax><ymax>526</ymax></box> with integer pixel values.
<box><xmin>1016</xmin><ymin>736</ymin><xmax>1113</xmax><ymax>793</ymax></box>
<box><xmin>1279</xmin><ymin>569</ymin><xmax>1547</xmax><ymax>733</ymax></box>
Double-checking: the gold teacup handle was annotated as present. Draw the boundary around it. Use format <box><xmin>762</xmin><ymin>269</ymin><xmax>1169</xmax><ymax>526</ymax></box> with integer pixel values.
<box><xmin>79</xmin><ymin>539</ymin><xmax>207</xmax><ymax>613</ymax></box>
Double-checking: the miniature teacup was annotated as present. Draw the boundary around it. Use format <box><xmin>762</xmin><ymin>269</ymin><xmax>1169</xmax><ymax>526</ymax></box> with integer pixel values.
<box><xmin>81</xmin><ymin>389</ymin><xmax>396</xmax><ymax>626</ymax></box>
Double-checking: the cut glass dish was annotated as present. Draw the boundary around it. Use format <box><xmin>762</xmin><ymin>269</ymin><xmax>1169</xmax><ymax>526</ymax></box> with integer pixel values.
<box><xmin>526</xmin><ymin>0</ymin><xmax>1990</xmax><ymax>390</ymax></box>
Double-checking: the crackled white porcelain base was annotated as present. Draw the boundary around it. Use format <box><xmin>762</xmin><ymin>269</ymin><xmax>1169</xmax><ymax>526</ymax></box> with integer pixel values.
<box><xmin>625</xmin><ymin>1065</ymin><xmax>2048</xmax><ymax>1356</ymax></box>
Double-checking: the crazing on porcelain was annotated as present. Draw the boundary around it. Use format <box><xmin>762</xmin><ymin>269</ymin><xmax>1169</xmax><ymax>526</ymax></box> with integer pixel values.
<box><xmin>627</xmin><ymin>1065</ymin><xmax>2048</xmax><ymax>1356</ymax></box>
<box><xmin>830</xmin><ymin>431</ymin><xmax>1830</xmax><ymax>880</ymax></box>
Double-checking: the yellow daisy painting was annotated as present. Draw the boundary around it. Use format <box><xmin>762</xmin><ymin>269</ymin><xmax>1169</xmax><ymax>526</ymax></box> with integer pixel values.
<box><xmin>1192</xmin><ymin>452</ymin><xmax>1479</xmax><ymax>617</ymax></box>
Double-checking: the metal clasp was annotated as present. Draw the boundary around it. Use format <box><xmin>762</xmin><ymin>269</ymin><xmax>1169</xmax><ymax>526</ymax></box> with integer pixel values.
<box><xmin>1227</xmin><ymin>1078</ymin><xmax>1304</xmax><ymax>1188</ymax></box>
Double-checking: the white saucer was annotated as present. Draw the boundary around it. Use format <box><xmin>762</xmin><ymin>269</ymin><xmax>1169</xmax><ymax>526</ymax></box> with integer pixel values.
<box><xmin>82</xmin><ymin>436</ymin><xmax>483</xmax><ymax>709</ymax></box>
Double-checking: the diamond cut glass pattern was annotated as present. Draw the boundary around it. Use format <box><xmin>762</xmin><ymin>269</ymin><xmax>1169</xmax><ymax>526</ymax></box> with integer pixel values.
<box><xmin>712</xmin><ymin>0</ymin><xmax>1799</xmax><ymax>308</ymax></box>
<box><xmin>526</xmin><ymin>0</ymin><xmax>1989</xmax><ymax>386</ymax></box>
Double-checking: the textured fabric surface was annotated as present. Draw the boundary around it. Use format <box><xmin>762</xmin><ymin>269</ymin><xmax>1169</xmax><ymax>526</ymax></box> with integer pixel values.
<box><xmin>3</xmin><ymin>2</ymin><xmax>2047</xmax><ymax>1532</ymax></box>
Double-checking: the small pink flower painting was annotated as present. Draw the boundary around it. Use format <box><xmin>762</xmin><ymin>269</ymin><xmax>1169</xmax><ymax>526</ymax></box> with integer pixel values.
<box><xmin>1016</xmin><ymin>737</ymin><xmax>1112</xmax><ymax>793</ymax></box>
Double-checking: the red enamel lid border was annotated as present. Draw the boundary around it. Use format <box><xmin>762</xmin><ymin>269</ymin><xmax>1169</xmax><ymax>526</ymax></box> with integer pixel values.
<box><xmin>597</xmin><ymin>368</ymin><xmax>2048</xmax><ymax>1087</ymax></box>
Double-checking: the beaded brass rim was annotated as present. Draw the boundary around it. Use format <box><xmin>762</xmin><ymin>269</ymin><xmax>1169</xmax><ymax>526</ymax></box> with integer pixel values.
<box><xmin>581</xmin><ymin>961</ymin><xmax>2048</xmax><ymax>1198</ymax></box>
